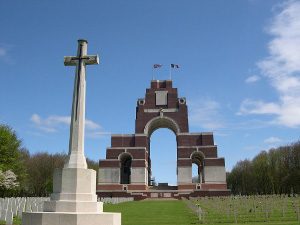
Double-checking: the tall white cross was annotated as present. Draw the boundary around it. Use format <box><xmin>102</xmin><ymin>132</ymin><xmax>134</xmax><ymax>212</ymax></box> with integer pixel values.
<box><xmin>64</xmin><ymin>39</ymin><xmax>99</xmax><ymax>168</ymax></box>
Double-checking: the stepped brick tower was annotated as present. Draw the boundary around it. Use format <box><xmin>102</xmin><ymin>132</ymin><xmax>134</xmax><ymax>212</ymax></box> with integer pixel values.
<box><xmin>98</xmin><ymin>80</ymin><xmax>229</xmax><ymax>199</ymax></box>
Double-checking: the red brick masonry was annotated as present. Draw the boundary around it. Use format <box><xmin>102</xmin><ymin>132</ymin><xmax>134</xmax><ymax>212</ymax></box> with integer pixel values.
<box><xmin>98</xmin><ymin>80</ymin><xmax>230</xmax><ymax>199</ymax></box>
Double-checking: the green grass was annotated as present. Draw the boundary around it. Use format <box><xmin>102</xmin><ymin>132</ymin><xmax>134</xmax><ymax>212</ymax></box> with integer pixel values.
<box><xmin>217</xmin><ymin>222</ymin><xmax>299</xmax><ymax>225</ymax></box>
<box><xmin>190</xmin><ymin>195</ymin><xmax>300</xmax><ymax>224</ymax></box>
<box><xmin>104</xmin><ymin>198</ymin><xmax>300</xmax><ymax>225</ymax></box>
<box><xmin>104</xmin><ymin>200</ymin><xmax>199</xmax><ymax>225</ymax></box>
<box><xmin>0</xmin><ymin>217</ymin><xmax>21</xmax><ymax>225</ymax></box>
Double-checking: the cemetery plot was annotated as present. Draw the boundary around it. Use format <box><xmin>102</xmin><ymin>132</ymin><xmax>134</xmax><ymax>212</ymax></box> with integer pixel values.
<box><xmin>188</xmin><ymin>195</ymin><xmax>300</xmax><ymax>224</ymax></box>
<box><xmin>0</xmin><ymin>197</ymin><xmax>49</xmax><ymax>225</ymax></box>
<box><xmin>2</xmin><ymin>196</ymin><xmax>300</xmax><ymax>224</ymax></box>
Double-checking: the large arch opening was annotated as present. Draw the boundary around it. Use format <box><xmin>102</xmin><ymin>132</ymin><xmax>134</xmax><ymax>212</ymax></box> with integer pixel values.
<box><xmin>149</xmin><ymin>128</ymin><xmax>177</xmax><ymax>187</ymax></box>
<box><xmin>144</xmin><ymin>116</ymin><xmax>180</xmax><ymax>136</ymax></box>
<box><xmin>192</xmin><ymin>164</ymin><xmax>200</xmax><ymax>183</ymax></box>
<box><xmin>119</xmin><ymin>153</ymin><xmax>132</xmax><ymax>184</ymax></box>
<box><xmin>191</xmin><ymin>151</ymin><xmax>205</xmax><ymax>184</ymax></box>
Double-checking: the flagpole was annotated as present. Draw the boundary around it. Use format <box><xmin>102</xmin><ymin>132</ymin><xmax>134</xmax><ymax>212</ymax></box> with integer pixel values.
<box><xmin>169</xmin><ymin>64</ymin><xmax>172</xmax><ymax>80</ymax></box>
<box><xmin>152</xmin><ymin>66</ymin><xmax>154</xmax><ymax>80</ymax></box>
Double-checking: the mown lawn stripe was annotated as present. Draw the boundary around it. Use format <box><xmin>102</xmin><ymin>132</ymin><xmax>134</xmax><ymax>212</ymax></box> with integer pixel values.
<box><xmin>104</xmin><ymin>200</ymin><xmax>198</xmax><ymax>225</ymax></box>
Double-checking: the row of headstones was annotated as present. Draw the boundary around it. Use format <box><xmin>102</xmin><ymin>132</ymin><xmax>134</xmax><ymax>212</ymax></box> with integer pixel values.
<box><xmin>0</xmin><ymin>197</ymin><xmax>49</xmax><ymax>225</ymax></box>
<box><xmin>99</xmin><ymin>197</ymin><xmax>134</xmax><ymax>204</ymax></box>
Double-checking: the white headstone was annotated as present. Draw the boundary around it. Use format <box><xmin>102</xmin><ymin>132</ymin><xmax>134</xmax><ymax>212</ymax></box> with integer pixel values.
<box><xmin>1</xmin><ymin>209</ymin><xmax>7</xmax><ymax>221</ymax></box>
<box><xmin>5</xmin><ymin>211</ymin><xmax>13</xmax><ymax>225</ymax></box>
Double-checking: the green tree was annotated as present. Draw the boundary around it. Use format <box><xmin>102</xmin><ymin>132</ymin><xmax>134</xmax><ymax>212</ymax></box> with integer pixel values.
<box><xmin>0</xmin><ymin>124</ymin><xmax>26</xmax><ymax>196</ymax></box>
<box><xmin>25</xmin><ymin>152</ymin><xmax>67</xmax><ymax>196</ymax></box>
<box><xmin>24</xmin><ymin>152</ymin><xmax>99</xmax><ymax>196</ymax></box>
<box><xmin>227</xmin><ymin>160</ymin><xmax>255</xmax><ymax>195</ymax></box>
<box><xmin>227</xmin><ymin>141</ymin><xmax>300</xmax><ymax>195</ymax></box>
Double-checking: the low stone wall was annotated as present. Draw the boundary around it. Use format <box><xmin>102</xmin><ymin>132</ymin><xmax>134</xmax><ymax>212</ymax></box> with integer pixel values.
<box><xmin>98</xmin><ymin>197</ymin><xmax>134</xmax><ymax>204</ymax></box>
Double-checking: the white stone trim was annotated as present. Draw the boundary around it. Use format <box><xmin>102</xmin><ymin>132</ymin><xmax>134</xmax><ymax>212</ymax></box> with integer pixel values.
<box><xmin>144</xmin><ymin>115</ymin><xmax>180</xmax><ymax>135</ymax></box>
<box><xmin>111</xmin><ymin>134</ymin><xmax>135</xmax><ymax>137</ymax></box>
<box><xmin>144</xmin><ymin>108</ymin><xmax>178</xmax><ymax>113</ymax></box>
<box><xmin>177</xmin><ymin>157</ymin><xmax>219</xmax><ymax>160</ymax></box>
<box><xmin>135</xmin><ymin>134</ymin><xmax>148</xmax><ymax>137</ymax></box>
<box><xmin>178</xmin><ymin>97</ymin><xmax>186</xmax><ymax>104</ymax></box>
<box><xmin>177</xmin><ymin>132</ymin><xmax>213</xmax><ymax>136</ymax></box>
<box><xmin>155</xmin><ymin>90</ymin><xmax>168</xmax><ymax>105</ymax></box>
<box><xmin>101</xmin><ymin>159</ymin><xmax>119</xmax><ymax>161</ymax></box>
<box><xmin>107</xmin><ymin>147</ymin><xmax>147</xmax><ymax>150</ymax></box>
<box><xmin>177</xmin><ymin>145</ymin><xmax>217</xmax><ymax>148</ymax></box>
<box><xmin>138</xmin><ymin>98</ymin><xmax>145</xmax><ymax>105</ymax></box>
<box><xmin>97</xmin><ymin>182</ymin><xmax>120</xmax><ymax>185</ymax></box>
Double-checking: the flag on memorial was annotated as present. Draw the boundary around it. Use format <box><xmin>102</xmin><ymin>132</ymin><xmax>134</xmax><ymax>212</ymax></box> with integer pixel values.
<box><xmin>153</xmin><ymin>64</ymin><xmax>162</xmax><ymax>68</ymax></box>
<box><xmin>171</xmin><ymin>64</ymin><xmax>179</xmax><ymax>68</ymax></box>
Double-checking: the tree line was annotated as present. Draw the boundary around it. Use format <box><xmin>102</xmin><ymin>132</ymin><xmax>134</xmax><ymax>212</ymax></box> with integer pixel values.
<box><xmin>0</xmin><ymin>124</ymin><xmax>98</xmax><ymax>197</ymax></box>
<box><xmin>227</xmin><ymin>141</ymin><xmax>300</xmax><ymax>195</ymax></box>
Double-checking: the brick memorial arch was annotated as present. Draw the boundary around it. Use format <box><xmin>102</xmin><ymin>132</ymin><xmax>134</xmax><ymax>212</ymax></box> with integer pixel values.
<box><xmin>98</xmin><ymin>80</ymin><xmax>230</xmax><ymax>199</ymax></box>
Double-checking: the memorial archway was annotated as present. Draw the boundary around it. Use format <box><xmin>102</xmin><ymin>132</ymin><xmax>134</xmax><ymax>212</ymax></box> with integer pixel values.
<box><xmin>148</xmin><ymin>127</ymin><xmax>177</xmax><ymax>186</ymax></box>
<box><xmin>98</xmin><ymin>80</ymin><xmax>229</xmax><ymax>198</ymax></box>
<box><xmin>145</xmin><ymin>116</ymin><xmax>179</xmax><ymax>186</ymax></box>
<box><xmin>191</xmin><ymin>151</ymin><xmax>205</xmax><ymax>184</ymax></box>
<box><xmin>119</xmin><ymin>153</ymin><xmax>132</xmax><ymax>184</ymax></box>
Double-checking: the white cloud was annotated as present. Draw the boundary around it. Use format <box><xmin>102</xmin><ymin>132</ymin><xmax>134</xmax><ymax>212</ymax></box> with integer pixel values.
<box><xmin>189</xmin><ymin>99</ymin><xmax>224</xmax><ymax>130</ymax></box>
<box><xmin>239</xmin><ymin>0</ymin><xmax>300</xmax><ymax>128</ymax></box>
<box><xmin>264</xmin><ymin>136</ymin><xmax>282</xmax><ymax>144</ymax></box>
<box><xmin>0</xmin><ymin>44</ymin><xmax>14</xmax><ymax>64</ymax></box>
<box><xmin>85</xmin><ymin>119</ymin><xmax>101</xmax><ymax>130</ymax></box>
<box><xmin>86</xmin><ymin>131</ymin><xmax>111</xmax><ymax>138</ymax></box>
<box><xmin>30</xmin><ymin>114</ymin><xmax>57</xmax><ymax>132</ymax></box>
<box><xmin>0</xmin><ymin>47</ymin><xmax>7</xmax><ymax>57</ymax></box>
<box><xmin>30</xmin><ymin>114</ymin><xmax>107</xmax><ymax>138</ymax></box>
<box><xmin>238</xmin><ymin>99</ymin><xmax>280</xmax><ymax>115</ymax></box>
<box><xmin>245</xmin><ymin>75</ymin><xmax>260</xmax><ymax>83</ymax></box>
<box><xmin>30</xmin><ymin>114</ymin><xmax>70</xmax><ymax>132</ymax></box>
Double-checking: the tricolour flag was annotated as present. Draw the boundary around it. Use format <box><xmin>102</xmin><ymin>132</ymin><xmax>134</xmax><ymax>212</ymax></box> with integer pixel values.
<box><xmin>153</xmin><ymin>64</ymin><xmax>162</xmax><ymax>68</ymax></box>
<box><xmin>171</xmin><ymin>64</ymin><xmax>179</xmax><ymax>68</ymax></box>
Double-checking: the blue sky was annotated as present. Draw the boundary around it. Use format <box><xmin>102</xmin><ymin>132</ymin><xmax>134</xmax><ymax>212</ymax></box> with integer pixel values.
<box><xmin>1</xmin><ymin>0</ymin><xmax>300</xmax><ymax>185</ymax></box>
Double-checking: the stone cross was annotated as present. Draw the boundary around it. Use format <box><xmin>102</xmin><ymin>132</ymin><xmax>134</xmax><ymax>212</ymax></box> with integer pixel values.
<box><xmin>64</xmin><ymin>39</ymin><xmax>99</xmax><ymax>168</ymax></box>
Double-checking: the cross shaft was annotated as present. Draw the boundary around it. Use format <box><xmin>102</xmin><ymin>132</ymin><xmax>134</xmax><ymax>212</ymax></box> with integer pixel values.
<box><xmin>64</xmin><ymin>39</ymin><xmax>99</xmax><ymax>169</ymax></box>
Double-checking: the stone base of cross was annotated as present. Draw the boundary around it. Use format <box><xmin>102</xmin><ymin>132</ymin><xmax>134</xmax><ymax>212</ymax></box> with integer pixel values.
<box><xmin>22</xmin><ymin>168</ymin><xmax>120</xmax><ymax>225</ymax></box>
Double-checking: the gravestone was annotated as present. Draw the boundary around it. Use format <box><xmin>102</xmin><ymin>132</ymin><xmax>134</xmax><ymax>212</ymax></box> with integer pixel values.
<box><xmin>6</xmin><ymin>211</ymin><xmax>13</xmax><ymax>225</ymax></box>
<box><xmin>22</xmin><ymin>40</ymin><xmax>121</xmax><ymax>225</ymax></box>
<box><xmin>0</xmin><ymin>197</ymin><xmax>50</xmax><ymax>223</ymax></box>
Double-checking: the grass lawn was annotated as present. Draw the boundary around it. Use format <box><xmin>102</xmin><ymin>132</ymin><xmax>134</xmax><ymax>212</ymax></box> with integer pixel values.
<box><xmin>0</xmin><ymin>217</ymin><xmax>21</xmax><ymax>225</ymax></box>
<box><xmin>104</xmin><ymin>200</ymin><xmax>199</xmax><ymax>225</ymax></box>
<box><xmin>104</xmin><ymin>199</ymin><xmax>300</xmax><ymax>225</ymax></box>
<box><xmin>214</xmin><ymin>222</ymin><xmax>299</xmax><ymax>225</ymax></box>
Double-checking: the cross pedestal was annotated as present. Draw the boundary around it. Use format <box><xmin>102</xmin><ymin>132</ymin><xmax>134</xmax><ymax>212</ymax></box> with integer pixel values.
<box><xmin>22</xmin><ymin>40</ymin><xmax>121</xmax><ymax>225</ymax></box>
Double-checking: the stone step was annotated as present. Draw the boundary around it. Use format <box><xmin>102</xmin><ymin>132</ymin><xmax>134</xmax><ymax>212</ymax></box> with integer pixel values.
<box><xmin>142</xmin><ymin>198</ymin><xmax>178</xmax><ymax>201</ymax></box>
